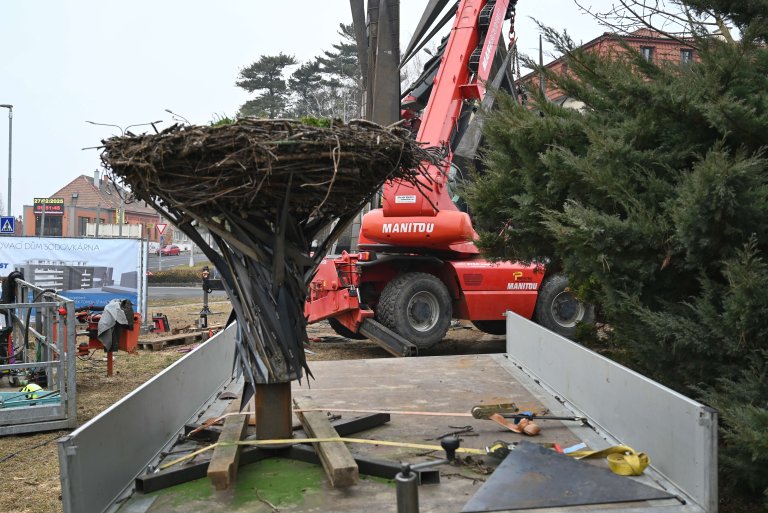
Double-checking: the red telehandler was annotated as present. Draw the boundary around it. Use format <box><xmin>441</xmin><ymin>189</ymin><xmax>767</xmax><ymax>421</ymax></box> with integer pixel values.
<box><xmin>305</xmin><ymin>0</ymin><xmax>593</xmax><ymax>356</ymax></box>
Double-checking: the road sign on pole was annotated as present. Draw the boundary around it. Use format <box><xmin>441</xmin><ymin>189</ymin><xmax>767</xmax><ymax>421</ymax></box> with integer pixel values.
<box><xmin>156</xmin><ymin>223</ymin><xmax>167</xmax><ymax>235</ymax></box>
<box><xmin>0</xmin><ymin>216</ymin><xmax>14</xmax><ymax>234</ymax></box>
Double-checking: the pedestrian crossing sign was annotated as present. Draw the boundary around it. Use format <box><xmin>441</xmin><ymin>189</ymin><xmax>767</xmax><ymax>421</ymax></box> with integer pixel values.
<box><xmin>0</xmin><ymin>216</ymin><xmax>14</xmax><ymax>234</ymax></box>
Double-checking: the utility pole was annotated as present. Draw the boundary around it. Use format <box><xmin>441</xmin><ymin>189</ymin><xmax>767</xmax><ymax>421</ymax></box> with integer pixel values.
<box><xmin>70</xmin><ymin>192</ymin><xmax>78</xmax><ymax>237</ymax></box>
<box><xmin>0</xmin><ymin>104</ymin><xmax>12</xmax><ymax>216</ymax></box>
<box><xmin>95</xmin><ymin>203</ymin><xmax>101</xmax><ymax>238</ymax></box>
<box><xmin>539</xmin><ymin>34</ymin><xmax>546</xmax><ymax>97</ymax></box>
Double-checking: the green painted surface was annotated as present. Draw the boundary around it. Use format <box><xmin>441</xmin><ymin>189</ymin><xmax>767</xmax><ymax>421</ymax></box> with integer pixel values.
<box><xmin>143</xmin><ymin>458</ymin><xmax>326</xmax><ymax>512</ymax></box>
<box><xmin>152</xmin><ymin>473</ymin><xmax>214</xmax><ymax>507</ymax></box>
<box><xmin>232</xmin><ymin>458</ymin><xmax>324</xmax><ymax>507</ymax></box>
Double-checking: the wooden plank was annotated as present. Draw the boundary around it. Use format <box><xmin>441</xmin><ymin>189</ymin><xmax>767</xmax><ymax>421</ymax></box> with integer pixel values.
<box><xmin>293</xmin><ymin>397</ymin><xmax>359</xmax><ymax>488</ymax></box>
<box><xmin>137</xmin><ymin>332</ymin><xmax>208</xmax><ymax>351</ymax></box>
<box><xmin>139</xmin><ymin>332</ymin><xmax>203</xmax><ymax>345</ymax></box>
<box><xmin>207</xmin><ymin>393</ymin><xmax>248</xmax><ymax>490</ymax></box>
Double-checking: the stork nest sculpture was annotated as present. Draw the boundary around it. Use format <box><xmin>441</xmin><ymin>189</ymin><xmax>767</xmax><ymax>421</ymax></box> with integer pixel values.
<box><xmin>99</xmin><ymin>117</ymin><xmax>438</xmax><ymax>393</ymax></box>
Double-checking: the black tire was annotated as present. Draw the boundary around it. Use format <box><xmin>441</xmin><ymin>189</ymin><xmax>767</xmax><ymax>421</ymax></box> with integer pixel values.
<box><xmin>533</xmin><ymin>275</ymin><xmax>595</xmax><ymax>339</ymax></box>
<box><xmin>472</xmin><ymin>320</ymin><xmax>506</xmax><ymax>336</ymax></box>
<box><xmin>377</xmin><ymin>272</ymin><xmax>452</xmax><ymax>349</ymax></box>
<box><xmin>327</xmin><ymin>317</ymin><xmax>367</xmax><ymax>340</ymax></box>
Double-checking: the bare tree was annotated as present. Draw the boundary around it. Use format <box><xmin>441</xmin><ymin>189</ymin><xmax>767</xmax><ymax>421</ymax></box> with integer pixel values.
<box><xmin>573</xmin><ymin>0</ymin><xmax>735</xmax><ymax>46</ymax></box>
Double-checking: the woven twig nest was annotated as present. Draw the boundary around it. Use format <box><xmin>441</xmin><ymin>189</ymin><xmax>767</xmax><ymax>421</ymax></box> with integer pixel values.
<box><xmin>100</xmin><ymin>118</ymin><xmax>437</xmax><ymax>390</ymax></box>
<box><xmin>101</xmin><ymin>118</ymin><xmax>434</xmax><ymax>223</ymax></box>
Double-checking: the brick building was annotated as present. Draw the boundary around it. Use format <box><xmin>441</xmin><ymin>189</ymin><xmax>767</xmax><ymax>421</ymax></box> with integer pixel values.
<box><xmin>21</xmin><ymin>171</ymin><xmax>170</xmax><ymax>242</ymax></box>
<box><xmin>519</xmin><ymin>28</ymin><xmax>697</xmax><ymax>105</ymax></box>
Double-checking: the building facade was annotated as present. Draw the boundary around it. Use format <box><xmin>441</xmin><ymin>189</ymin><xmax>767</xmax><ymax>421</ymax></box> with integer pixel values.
<box><xmin>519</xmin><ymin>29</ymin><xmax>698</xmax><ymax>105</ymax></box>
<box><xmin>21</xmin><ymin>171</ymin><xmax>171</xmax><ymax>243</ymax></box>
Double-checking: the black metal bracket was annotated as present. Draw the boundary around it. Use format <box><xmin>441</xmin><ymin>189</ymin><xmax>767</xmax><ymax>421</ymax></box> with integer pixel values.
<box><xmin>135</xmin><ymin>413</ymin><xmax>441</xmax><ymax>495</ymax></box>
<box><xmin>359</xmin><ymin>318</ymin><xmax>418</xmax><ymax>357</ymax></box>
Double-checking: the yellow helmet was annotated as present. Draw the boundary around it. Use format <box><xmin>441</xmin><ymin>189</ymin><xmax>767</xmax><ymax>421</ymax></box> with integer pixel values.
<box><xmin>21</xmin><ymin>383</ymin><xmax>42</xmax><ymax>400</ymax></box>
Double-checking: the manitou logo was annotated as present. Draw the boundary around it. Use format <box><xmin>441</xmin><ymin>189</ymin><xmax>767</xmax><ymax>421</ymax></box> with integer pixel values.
<box><xmin>507</xmin><ymin>282</ymin><xmax>538</xmax><ymax>291</ymax></box>
<box><xmin>382</xmin><ymin>222</ymin><xmax>435</xmax><ymax>234</ymax></box>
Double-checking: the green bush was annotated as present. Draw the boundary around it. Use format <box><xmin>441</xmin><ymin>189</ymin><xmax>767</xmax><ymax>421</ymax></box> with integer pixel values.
<box><xmin>148</xmin><ymin>264</ymin><xmax>210</xmax><ymax>284</ymax></box>
<box><xmin>467</xmin><ymin>6</ymin><xmax>768</xmax><ymax>506</ymax></box>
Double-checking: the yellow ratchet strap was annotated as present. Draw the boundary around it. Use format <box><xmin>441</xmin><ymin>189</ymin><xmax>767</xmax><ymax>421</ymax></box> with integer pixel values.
<box><xmin>568</xmin><ymin>445</ymin><xmax>650</xmax><ymax>476</ymax></box>
<box><xmin>159</xmin><ymin>437</ymin><xmax>486</xmax><ymax>471</ymax></box>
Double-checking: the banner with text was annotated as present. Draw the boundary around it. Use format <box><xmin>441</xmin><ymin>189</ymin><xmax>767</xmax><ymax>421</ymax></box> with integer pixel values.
<box><xmin>0</xmin><ymin>237</ymin><xmax>143</xmax><ymax>311</ymax></box>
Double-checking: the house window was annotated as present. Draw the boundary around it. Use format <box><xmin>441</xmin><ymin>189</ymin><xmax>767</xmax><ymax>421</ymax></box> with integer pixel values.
<box><xmin>640</xmin><ymin>46</ymin><xmax>654</xmax><ymax>62</ymax></box>
<box><xmin>681</xmin><ymin>48</ymin><xmax>694</xmax><ymax>64</ymax></box>
<box><xmin>35</xmin><ymin>215</ymin><xmax>62</xmax><ymax>237</ymax></box>
<box><xmin>78</xmin><ymin>216</ymin><xmax>89</xmax><ymax>236</ymax></box>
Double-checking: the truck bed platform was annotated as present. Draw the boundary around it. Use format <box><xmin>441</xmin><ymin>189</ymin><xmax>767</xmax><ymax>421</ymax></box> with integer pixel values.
<box><xmin>58</xmin><ymin>316</ymin><xmax>716</xmax><ymax>513</ymax></box>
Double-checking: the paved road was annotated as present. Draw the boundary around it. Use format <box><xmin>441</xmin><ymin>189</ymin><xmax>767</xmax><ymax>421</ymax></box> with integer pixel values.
<box><xmin>148</xmin><ymin>286</ymin><xmax>228</xmax><ymax>301</ymax></box>
<box><xmin>147</xmin><ymin>252</ymin><xmax>201</xmax><ymax>271</ymax></box>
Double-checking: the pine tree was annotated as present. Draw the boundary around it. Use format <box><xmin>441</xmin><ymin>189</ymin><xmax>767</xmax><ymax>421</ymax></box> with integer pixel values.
<box><xmin>236</xmin><ymin>53</ymin><xmax>297</xmax><ymax>118</ymax></box>
<box><xmin>287</xmin><ymin>59</ymin><xmax>330</xmax><ymax>117</ymax></box>
<box><xmin>316</xmin><ymin>23</ymin><xmax>363</xmax><ymax>120</ymax></box>
<box><xmin>238</xmin><ymin>25</ymin><xmax>362</xmax><ymax>121</ymax></box>
<box><xmin>467</xmin><ymin>3</ymin><xmax>768</xmax><ymax>505</ymax></box>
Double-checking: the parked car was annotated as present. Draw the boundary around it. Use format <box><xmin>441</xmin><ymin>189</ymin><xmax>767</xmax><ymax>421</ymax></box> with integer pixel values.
<box><xmin>159</xmin><ymin>245</ymin><xmax>181</xmax><ymax>256</ymax></box>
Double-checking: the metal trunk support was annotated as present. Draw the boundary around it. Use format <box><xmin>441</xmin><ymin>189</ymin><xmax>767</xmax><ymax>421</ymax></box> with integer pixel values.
<box><xmin>254</xmin><ymin>381</ymin><xmax>292</xmax><ymax>440</ymax></box>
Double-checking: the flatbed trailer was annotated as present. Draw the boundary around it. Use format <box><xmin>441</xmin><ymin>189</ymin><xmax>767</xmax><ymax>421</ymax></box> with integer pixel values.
<box><xmin>58</xmin><ymin>314</ymin><xmax>716</xmax><ymax>513</ymax></box>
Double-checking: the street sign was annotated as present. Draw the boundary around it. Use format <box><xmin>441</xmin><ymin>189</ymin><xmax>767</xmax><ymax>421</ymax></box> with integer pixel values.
<box><xmin>0</xmin><ymin>216</ymin><xmax>14</xmax><ymax>234</ymax></box>
<box><xmin>156</xmin><ymin>223</ymin><xmax>167</xmax><ymax>235</ymax></box>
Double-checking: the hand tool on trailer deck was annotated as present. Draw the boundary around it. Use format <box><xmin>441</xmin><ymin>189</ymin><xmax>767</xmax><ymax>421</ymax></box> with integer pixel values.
<box><xmin>488</xmin><ymin>413</ymin><xmax>541</xmax><ymax>436</ymax></box>
<box><xmin>471</xmin><ymin>404</ymin><xmax>588</xmax><ymax>423</ymax></box>
<box><xmin>429</xmin><ymin>425</ymin><xmax>477</xmax><ymax>440</ymax></box>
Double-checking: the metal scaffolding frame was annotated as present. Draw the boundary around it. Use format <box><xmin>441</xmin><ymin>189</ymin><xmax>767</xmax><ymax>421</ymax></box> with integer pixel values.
<box><xmin>0</xmin><ymin>279</ymin><xmax>77</xmax><ymax>435</ymax></box>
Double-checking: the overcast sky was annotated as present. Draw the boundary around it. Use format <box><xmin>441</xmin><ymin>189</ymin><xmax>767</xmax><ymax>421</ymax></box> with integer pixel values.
<box><xmin>0</xmin><ymin>0</ymin><xmax>611</xmax><ymax>217</ymax></box>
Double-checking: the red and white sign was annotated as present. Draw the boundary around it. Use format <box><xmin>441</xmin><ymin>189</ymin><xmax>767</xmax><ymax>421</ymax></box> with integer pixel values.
<box><xmin>156</xmin><ymin>223</ymin><xmax>167</xmax><ymax>235</ymax></box>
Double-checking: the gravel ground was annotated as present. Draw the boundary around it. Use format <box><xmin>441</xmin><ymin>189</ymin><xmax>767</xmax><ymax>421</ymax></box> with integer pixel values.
<box><xmin>0</xmin><ymin>298</ymin><xmax>497</xmax><ymax>513</ymax></box>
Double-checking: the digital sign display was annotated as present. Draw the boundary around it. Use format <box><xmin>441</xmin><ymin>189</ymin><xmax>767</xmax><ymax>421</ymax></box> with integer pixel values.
<box><xmin>34</xmin><ymin>198</ymin><xmax>65</xmax><ymax>215</ymax></box>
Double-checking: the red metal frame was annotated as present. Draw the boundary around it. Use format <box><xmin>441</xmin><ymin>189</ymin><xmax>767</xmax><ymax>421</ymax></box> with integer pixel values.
<box><xmin>306</xmin><ymin>0</ymin><xmax>540</xmax><ymax>334</ymax></box>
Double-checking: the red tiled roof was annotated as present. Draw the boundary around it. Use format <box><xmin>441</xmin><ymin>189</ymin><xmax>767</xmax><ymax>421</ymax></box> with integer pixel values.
<box><xmin>517</xmin><ymin>28</ymin><xmax>696</xmax><ymax>83</ymax></box>
<box><xmin>49</xmin><ymin>174</ymin><xmax>157</xmax><ymax>215</ymax></box>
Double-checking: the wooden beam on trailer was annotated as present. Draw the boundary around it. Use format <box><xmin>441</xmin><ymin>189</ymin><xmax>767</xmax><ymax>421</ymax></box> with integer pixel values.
<box><xmin>293</xmin><ymin>397</ymin><xmax>359</xmax><ymax>488</ymax></box>
<box><xmin>207</xmin><ymin>391</ymin><xmax>249</xmax><ymax>490</ymax></box>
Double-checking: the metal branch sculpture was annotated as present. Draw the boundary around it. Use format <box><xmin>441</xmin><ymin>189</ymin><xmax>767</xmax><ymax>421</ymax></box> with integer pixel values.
<box><xmin>99</xmin><ymin>118</ymin><xmax>437</xmax><ymax>401</ymax></box>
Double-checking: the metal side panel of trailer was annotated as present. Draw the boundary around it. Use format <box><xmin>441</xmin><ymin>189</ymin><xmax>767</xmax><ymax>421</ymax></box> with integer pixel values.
<box><xmin>58</xmin><ymin>315</ymin><xmax>716</xmax><ymax>513</ymax></box>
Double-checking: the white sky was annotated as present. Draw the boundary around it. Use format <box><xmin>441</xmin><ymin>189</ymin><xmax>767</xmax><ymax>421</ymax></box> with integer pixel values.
<box><xmin>0</xmin><ymin>0</ymin><xmax>612</xmax><ymax>216</ymax></box>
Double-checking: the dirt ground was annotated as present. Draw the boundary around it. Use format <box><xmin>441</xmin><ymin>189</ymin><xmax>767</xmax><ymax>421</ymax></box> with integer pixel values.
<box><xmin>0</xmin><ymin>298</ymin><xmax>498</xmax><ymax>513</ymax></box>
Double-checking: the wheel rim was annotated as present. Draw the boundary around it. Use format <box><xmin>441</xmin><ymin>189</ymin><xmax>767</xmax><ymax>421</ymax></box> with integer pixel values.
<box><xmin>550</xmin><ymin>290</ymin><xmax>585</xmax><ymax>328</ymax></box>
<box><xmin>407</xmin><ymin>291</ymin><xmax>440</xmax><ymax>332</ymax></box>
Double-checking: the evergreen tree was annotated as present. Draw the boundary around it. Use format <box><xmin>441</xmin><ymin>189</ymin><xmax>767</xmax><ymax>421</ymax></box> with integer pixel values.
<box><xmin>287</xmin><ymin>58</ymin><xmax>330</xmax><ymax>117</ymax></box>
<box><xmin>467</xmin><ymin>3</ymin><xmax>768</xmax><ymax>506</ymax></box>
<box><xmin>238</xmin><ymin>25</ymin><xmax>362</xmax><ymax>120</ymax></box>
<box><xmin>236</xmin><ymin>53</ymin><xmax>297</xmax><ymax>118</ymax></box>
<box><xmin>315</xmin><ymin>23</ymin><xmax>363</xmax><ymax>120</ymax></box>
